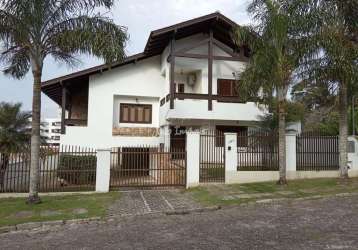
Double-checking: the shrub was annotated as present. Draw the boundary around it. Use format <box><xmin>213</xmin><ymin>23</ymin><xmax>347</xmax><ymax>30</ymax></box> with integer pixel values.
<box><xmin>57</xmin><ymin>154</ymin><xmax>97</xmax><ymax>185</ymax></box>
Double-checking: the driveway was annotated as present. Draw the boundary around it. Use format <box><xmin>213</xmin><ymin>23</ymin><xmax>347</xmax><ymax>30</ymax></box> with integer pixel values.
<box><xmin>107</xmin><ymin>189</ymin><xmax>203</xmax><ymax>216</ymax></box>
<box><xmin>1</xmin><ymin>195</ymin><xmax>358</xmax><ymax>249</ymax></box>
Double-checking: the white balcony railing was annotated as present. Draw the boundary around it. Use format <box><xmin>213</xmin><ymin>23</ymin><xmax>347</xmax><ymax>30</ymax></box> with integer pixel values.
<box><xmin>160</xmin><ymin>98</ymin><xmax>265</xmax><ymax>124</ymax></box>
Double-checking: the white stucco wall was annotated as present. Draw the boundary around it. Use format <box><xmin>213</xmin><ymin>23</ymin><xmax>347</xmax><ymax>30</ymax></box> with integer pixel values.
<box><xmin>61</xmin><ymin>56</ymin><xmax>164</xmax><ymax>148</ymax></box>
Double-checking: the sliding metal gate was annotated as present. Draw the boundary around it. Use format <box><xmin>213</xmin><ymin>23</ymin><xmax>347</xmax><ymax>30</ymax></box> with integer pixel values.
<box><xmin>110</xmin><ymin>146</ymin><xmax>186</xmax><ymax>189</ymax></box>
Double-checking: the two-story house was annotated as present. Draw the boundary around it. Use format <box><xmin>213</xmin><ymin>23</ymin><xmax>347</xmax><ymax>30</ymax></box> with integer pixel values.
<box><xmin>41</xmin><ymin>12</ymin><xmax>265</xmax><ymax>149</ymax></box>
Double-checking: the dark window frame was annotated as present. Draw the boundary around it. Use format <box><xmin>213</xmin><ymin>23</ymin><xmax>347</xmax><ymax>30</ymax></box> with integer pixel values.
<box><xmin>178</xmin><ymin>83</ymin><xmax>185</xmax><ymax>93</ymax></box>
<box><xmin>217</xmin><ymin>79</ymin><xmax>239</xmax><ymax>97</ymax></box>
<box><xmin>119</xmin><ymin>103</ymin><xmax>152</xmax><ymax>124</ymax></box>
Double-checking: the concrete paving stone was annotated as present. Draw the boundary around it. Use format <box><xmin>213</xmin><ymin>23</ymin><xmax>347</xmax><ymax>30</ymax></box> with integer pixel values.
<box><xmin>72</xmin><ymin>208</ymin><xmax>88</xmax><ymax>215</ymax></box>
<box><xmin>10</xmin><ymin>211</ymin><xmax>34</xmax><ymax>219</ymax></box>
<box><xmin>40</xmin><ymin>210</ymin><xmax>62</xmax><ymax>217</ymax></box>
<box><xmin>222</xmin><ymin>192</ymin><xmax>274</xmax><ymax>200</ymax></box>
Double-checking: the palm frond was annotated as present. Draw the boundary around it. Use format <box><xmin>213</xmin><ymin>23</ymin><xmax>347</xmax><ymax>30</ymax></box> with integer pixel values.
<box><xmin>46</xmin><ymin>15</ymin><xmax>127</xmax><ymax>63</ymax></box>
<box><xmin>1</xmin><ymin>47</ymin><xmax>30</xmax><ymax>79</ymax></box>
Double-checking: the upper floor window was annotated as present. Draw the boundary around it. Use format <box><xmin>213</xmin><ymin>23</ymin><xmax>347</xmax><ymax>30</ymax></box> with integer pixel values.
<box><xmin>120</xmin><ymin>103</ymin><xmax>152</xmax><ymax>124</ymax></box>
<box><xmin>217</xmin><ymin>79</ymin><xmax>238</xmax><ymax>97</ymax></box>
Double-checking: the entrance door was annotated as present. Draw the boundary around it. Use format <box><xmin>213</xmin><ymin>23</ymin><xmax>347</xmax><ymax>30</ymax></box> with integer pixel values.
<box><xmin>170</xmin><ymin>126</ymin><xmax>186</xmax><ymax>159</ymax></box>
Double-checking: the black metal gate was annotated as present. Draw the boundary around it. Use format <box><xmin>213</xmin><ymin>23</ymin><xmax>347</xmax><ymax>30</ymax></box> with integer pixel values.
<box><xmin>110</xmin><ymin>146</ymin><xmax>186</xmax><ymax>189</ymax></box>
<box><xmin>199</xmin><ymin>130</ymin><xmax>225</xmax><ymax>183</ymax></box>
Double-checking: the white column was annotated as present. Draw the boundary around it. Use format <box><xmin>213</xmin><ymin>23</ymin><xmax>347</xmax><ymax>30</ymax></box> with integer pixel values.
<box><xmin>96</xmin><ymin>148</ymin><xmax>111</xmax><ymax>192</ymax></box>
<box><xmin>186</xmin><ymin>131</ymin><xmax>200</xmax><ymax>188</ymax></box>
<box><xmin>286</xmin><ymin>133</ymin><xmax>297</xmax><ymax>174</ymax></box>
<box><xmin>348</xmin><ymin>136</ymin><xmax>358</xmax><ymax>175</ymax></box>
<box><xmin>225</xmin><ymin>133</ymin><xmax>238</xmax><ymax>184</ymax></box>
<box><xmin>164</xmin><ymin>125</ymin><xmax>171</xmax><ymax>149</ymax></box>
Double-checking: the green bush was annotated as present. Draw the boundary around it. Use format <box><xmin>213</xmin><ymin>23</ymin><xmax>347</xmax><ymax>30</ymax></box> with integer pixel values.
<box><xmin>58</xmin><ymin>155</ymin><xmax>97</xmax><ymax>185</ymax></box>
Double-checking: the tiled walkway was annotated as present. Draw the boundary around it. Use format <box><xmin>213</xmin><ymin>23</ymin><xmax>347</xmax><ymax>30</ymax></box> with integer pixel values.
<box><xmin>107</xmin><ymin>190</ymin><xmax>202</xmax><ymax>216</ymax></box>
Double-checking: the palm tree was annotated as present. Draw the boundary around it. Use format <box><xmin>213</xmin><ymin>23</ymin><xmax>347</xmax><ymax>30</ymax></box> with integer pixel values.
<box><xmin>294</xmin><ymin>0</ymin><xmax>358</xmax><ymax>178</ymax></box>
<box><xmin>0</xmin><ymin>0</ymin><xmax>127</xmax><ymax>203</ymax></box>
<box><xmin>234</xmin><ymin>0</ymin><xmax>300</xmax><ymax>184</ymax></box>
<box><xmin>0</xmin><ymin>102</ymin><xmax>31</xmax><ymax>190</ymax></box>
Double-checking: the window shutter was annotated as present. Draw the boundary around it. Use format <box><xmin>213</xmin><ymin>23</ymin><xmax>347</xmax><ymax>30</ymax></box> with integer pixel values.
<box><xmin>218</xmin><ymin>79</ymin><xmax>232</xmax><ymax>96</ymax></box>
<box><xmin>120</xmin><ymin>104</ymin><xmax>152</xmax><ymax>124</ymax></box>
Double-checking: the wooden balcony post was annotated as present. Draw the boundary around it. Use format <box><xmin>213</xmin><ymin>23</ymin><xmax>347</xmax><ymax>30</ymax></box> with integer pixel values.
<box><xmin>61</xmin><ymin>82</ymin><xmax>67</xmax><ymax>134</ymax></box>
<box><xmin>169</xmin><ymin>34</ymin><xmax>176</xmax><ymax>109</ymax></box>
<box><xmin>208</xmin><ymin>29</ymin><xmax>213</xmax><ymax>111</ymax></box>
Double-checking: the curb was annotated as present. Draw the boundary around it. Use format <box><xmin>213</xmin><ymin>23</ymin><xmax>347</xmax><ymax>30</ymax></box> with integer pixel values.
<box><xmin>165</xmin><ymin>206</ymin><xmax>221</xmax><ymax>215</ymax></box>
<box><xmin>0</xmin><ymin>217</ymin><xmax>102</xmax><ymax>234</ymax></box>
<box><xmin>248</xmin><ymin>192</ymin><xmax>358</xmax><ymax>205</ymax></box>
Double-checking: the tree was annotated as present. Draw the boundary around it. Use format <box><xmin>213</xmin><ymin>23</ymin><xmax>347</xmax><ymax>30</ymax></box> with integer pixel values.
<box><xmin>234</xmin><ymin>0</ymin><xmax>300</xmax><ymax>184</ymax></box>
<box><xmin>293</xmin><ymin>0</ymin><xmax>358</xmax><ymax>178</ymax></box>
<box><xmin>0</xmin><ymin>0</ymin><xmax>128</xmax><ymax>203</ymax></box>
<box><xmin>0</xmin><ymin>102</ymin><xmax>30</xmax><ymax>190</ymax></box>
<box><xmin>259</xmin><ymin>100</ymin><xmax>305</xmax><ymax>132</ymax></box>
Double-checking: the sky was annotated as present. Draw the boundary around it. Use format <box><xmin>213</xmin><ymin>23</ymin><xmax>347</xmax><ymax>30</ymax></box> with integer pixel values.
<box><xmin>0</xmin><ymin>0</ymin><xmax>252</xmax><ymax>119</ymax></box>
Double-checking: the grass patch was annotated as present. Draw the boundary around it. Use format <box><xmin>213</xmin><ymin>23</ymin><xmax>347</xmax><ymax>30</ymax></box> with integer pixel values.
<box><xmin>188</xmin><ymin>178</ymin><xmax>358</xmax><ymax>206</ymax></box>
<box><xmin>200</xmin><ymin>168</ymin><xmax>225</xmax><ymax>178</ymax></box>
<box><xmin>0</xmin><ymin>192</ymin><xmax>119</xmax><ymax>227</ymax></box>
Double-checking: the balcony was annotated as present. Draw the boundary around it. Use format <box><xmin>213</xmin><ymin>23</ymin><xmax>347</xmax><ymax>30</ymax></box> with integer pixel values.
<box><xmin>159</xmin><ymin>93</ymin><xmax>265</xmax><ymax>124</ymax></box>
<box><xmin>65</xmin><ymin>119</ymin><xmax>87</xmax><ymax>127</ymax></box>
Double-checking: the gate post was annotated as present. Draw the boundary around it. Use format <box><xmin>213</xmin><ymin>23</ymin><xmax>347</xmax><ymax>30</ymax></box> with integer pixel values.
<box><xmin>186</xmin><ymin>131</ymin><xmax>200</xmax><ymax>188</ymax></box>
<box><xmin>286</xmin><ymin>133</ymin><xmax>297</xmax><ymax>177</ymax></box>
<box><xmin>225</xmin><ymin>133</ymin><xmax>238</xmax><ymax>184</ymax></box>
<box><xmin>96</xmin><ymin>148</ymin><xmax>111</xmax><ymax>192</ymax></box>
<box><xmin>348</xmin><ymin>136</ymin><xmax>358</xmax><ymax>175</ymax></box>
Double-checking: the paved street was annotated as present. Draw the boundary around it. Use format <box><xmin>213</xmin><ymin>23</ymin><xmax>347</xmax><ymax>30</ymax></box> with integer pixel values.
<box><xmin>1</xmin><ymin>195</ymin><xmax>358</xmax><ymax>250</ymax></box>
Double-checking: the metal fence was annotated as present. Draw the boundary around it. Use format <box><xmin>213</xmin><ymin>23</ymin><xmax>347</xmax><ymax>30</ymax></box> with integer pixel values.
<box><xmin>110</xmin><ymin>146</ymin><xmax>186</xmax><ymax>188</ymax></box>
<box><xmin>199</xmin><ymin>130</ymin><xmax>225</xmax><ymax>183</ymax></box>
<box><xmin>0</xmin><ymin>145</ymin><xmax>97</xmax><ymax>193</ymax></box>
<box><xmin>296</xmin><ymin>134</ymin><xmax>339</xmax><ymax>171</ymax></box>
<box><xmin>237</xmin><ymin>131</ymin><xmax>279</xmax><ymax>171</ymax></box>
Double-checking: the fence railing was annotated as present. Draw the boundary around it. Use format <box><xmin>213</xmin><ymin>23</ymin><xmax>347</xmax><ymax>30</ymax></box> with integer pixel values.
<box><xmin>237</xmin><ymin>131</ymin><xmax>279</xmax><ymax>171</ymax></box>
<box><xmin>0</xmin><ymin>145</ymin><xmax>97</xmax><ymax>193</ymax></box>
<box><xmin>296</xmin><ymin>134</ymin><xmax>339</xmax><ymax>171</ymax></box>
<box><xmin>110</xmin><ymin>146</ymin><xmax>186</xmax><ymax>188</ymax></box>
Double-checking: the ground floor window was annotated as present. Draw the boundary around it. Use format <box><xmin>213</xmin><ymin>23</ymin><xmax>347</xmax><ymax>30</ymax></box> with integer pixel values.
<box><xmin>216</xmin><ymin>126</ymin><xmax>248</xmax><ymax>147</ymax></box>
<box><xmin>120</xmin><ymin>103</ymin><xmax>152</xmax><ymax>124</ymax></box>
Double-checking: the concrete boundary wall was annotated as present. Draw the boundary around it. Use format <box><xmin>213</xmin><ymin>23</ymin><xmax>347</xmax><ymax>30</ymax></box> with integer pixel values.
<box><xmin>224</xmin><ymin>134</ymin><xmax>358</xmax><ymax>185</ymax></box>
<box><xmin>82</xmin><ymin>135</ymin><xmax>358</xmax><ymax>192</ymax></box>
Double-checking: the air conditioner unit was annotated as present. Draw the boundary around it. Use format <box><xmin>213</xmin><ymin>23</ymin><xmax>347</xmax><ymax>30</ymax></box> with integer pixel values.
<box><xmin>187</xmin><ymin>74</ymin><xmax>196</xmax><ymax>86</ymax></box>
